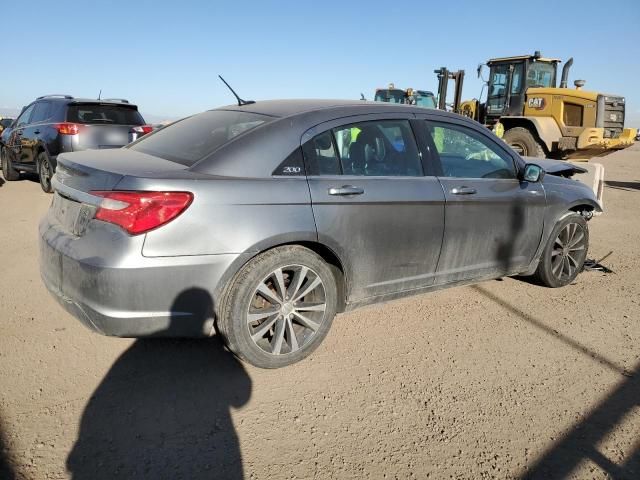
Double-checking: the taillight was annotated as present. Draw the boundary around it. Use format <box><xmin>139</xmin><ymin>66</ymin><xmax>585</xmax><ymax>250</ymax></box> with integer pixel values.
<box><xmin>56</xmin><ymin>123</ymin><xmax>80</xmax><ymax>135</ymax></box>
<box><xmin>90</xmin><ymin>191</ymin><xmax>193</xmax><ymax>235</ymax></box>
<box><xmin>131</xmin><ymin>125</ymin><xmax>153</xmax><ymax>135</ymax></box>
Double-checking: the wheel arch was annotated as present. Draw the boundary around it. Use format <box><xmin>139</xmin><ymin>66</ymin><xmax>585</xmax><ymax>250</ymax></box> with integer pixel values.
<box><xmin>215</xmin><ymin>238</ymin><xmax>350</xmax><ymax>315</ymax></box>
<box><xmin>502</xmin><ymin>116</ymin><xmax>561</xmax><ymax>152</ymax></box>
<box><xmin>568</xmin><ymin>199</ymin><xmax>602</xmax><ymax>214</ymax></box>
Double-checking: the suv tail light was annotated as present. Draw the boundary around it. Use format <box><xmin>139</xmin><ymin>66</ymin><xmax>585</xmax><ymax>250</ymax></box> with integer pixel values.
<box><xmin>90</xmin><ymin>191</ymin><xmax>193</xmax><ymax>235</ymax></box>
<box><xmin>56</xmin><ymin>123</ymin><xmax>80</xmax><ymax>135</ymax></box>
<box><xmin>131</xmin><ymin>125</ymin><xmax>153</xmax><ymax>135</ymax></box>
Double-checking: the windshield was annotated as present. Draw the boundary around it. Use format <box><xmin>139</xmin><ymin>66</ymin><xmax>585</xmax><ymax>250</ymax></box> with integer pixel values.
<box><xmin>527</xmin><ymin>62</ymin><xmax>556</xmax><ymax>88</ymax></box>
<box><xmin>374</xmin><ymin>89</ymin><xmax>406</xmax><ymax>104</ymax></box>
<box><xmin>128</xmin><ymin>110</ymin><xmax>274</xmax><ymax>166</ymax></box>
<box><xmin>414</xmin><ymin>92</ymin><xmax>436</xmax><ymax>108</ymax></box>
<box><xmin>67</xmin><ymin>104</ymin><xmax>145</xmax><ymax>125</ymax></box>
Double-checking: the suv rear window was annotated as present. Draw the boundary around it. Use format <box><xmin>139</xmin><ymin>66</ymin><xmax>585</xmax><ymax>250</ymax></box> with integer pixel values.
<box><xmin>67</xmin><ymin>104</ymin><xmax>145</xmax><ymax>125</ymax></box>
<box><xmin>128</xmin><ymin>110</ymin><xmax>275</xmax><ymax>166</ymax></box>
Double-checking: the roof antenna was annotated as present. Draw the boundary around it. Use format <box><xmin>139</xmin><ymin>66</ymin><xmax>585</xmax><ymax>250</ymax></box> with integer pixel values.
<box><xmin>98</xmin><ymin>89</ymin><xmax>102</xmax><ymax>100</ymax></box>
<box><xmin>218</xmin><ymin>75</ymin><xmax>255</xmax><ymax>106</ymax></box>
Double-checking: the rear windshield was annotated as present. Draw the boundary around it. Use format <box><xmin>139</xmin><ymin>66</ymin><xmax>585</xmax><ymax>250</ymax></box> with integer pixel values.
<box><xmin>67</xmin><ymin>104</ymin><xmax>145</xmax><ymax>125</ymax></box>
<box><xmin>128</xmin><ymin>110</ymin><xmax>275</xmax><ymax>166</ymax></box>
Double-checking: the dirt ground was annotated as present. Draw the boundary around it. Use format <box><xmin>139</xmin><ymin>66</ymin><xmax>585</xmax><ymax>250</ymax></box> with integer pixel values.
<box><xmin>0</xmin><ymin>145</ymin><xmax>639</xmax><ymax>480</ymax></box>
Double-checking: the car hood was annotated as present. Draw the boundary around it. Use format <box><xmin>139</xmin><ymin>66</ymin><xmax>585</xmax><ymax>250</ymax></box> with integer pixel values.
<box><xmin>522</xmin><ymin>157</ymin><xmax>588</xmax><ymax>177</ymax></box>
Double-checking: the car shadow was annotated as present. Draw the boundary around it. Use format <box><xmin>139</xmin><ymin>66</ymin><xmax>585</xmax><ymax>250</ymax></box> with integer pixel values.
<box><xmin>66</xmin><ymin>288</ymin><xmax>252</xmax><ymax>480</ymax></box>
<box><xmin>0</xmin><ymin>417</ymin><xmax>17</xmax><ymax>480</ymax></box>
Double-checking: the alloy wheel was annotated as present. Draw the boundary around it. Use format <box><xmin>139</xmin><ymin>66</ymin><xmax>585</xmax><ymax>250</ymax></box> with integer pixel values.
<box><xmin>247</xmin><ymin>265</ymin><xmax>327</xmax><ymax>356</ymax></box>
<box><xmin>551</xmin><ymin>222</ymin><xmax>586</xmax><ymax>281</ymax></box>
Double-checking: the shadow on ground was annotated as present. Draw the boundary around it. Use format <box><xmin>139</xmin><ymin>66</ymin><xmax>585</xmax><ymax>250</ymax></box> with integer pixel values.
<box><xmin>0</xmin><ymin>417</ymin><xmax>17</xmax><ymax>480</ymax></box>
<box><xmin>521</xmin><ymin>361</ymin><xmax>639</xmax><ymax>479</ymax></box>
<box><xmin>66</xmin><ymin>288</ymin><xmax>252</xmax><ymax>480</ymax></box>
<box><xmin>604</xmin><ymin>180</ymin><xmax>640</xmax><ymax>192</ymax></box>
<box><xmin>472</xmin><ymin>285</ymin><xmax>639</xmax><ymax>479</ymax></box>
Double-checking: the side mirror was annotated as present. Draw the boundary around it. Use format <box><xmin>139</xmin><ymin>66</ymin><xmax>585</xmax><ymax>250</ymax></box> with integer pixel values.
<box><xmin>522</xmin><ymin>163</ymin><xmax>545</xmax><ymax>182</ymax></box>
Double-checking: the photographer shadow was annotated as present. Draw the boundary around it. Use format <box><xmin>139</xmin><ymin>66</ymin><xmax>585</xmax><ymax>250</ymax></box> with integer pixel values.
<box><xmin>66</xmin><ymin>288</ymin><xmax>252</xmax><ymax>479</ymax></box>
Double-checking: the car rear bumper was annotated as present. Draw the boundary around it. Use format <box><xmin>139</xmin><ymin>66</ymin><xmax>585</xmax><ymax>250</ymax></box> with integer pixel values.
<box><xmin>39</xmin><ymin>212</ymin><xmax>246</xmax><ymax>338</ymax></box>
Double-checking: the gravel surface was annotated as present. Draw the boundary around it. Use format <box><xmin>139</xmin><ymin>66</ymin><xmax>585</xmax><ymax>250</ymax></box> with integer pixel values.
<box><xmin>1</xmin><ymin>146</ymin><xmax>638</xmax><ymax>479</ymax></box>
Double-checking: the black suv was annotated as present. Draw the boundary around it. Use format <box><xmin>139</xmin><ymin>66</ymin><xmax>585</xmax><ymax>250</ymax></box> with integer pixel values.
<box><xmin>0</xmin><ymin>95</ymin><xmax>152</xmax><ymax>192</ymax></box>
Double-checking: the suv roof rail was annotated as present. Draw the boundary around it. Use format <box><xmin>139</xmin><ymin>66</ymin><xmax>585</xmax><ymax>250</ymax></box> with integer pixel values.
<box><xmin>37</xmin><ymin>94</ymin><xmax>74</xmax><ymax>100</ymax></box>
<box><xmin>102</xmin><ymin>98</ymin><xmax>130</xmax><ymax>104</ymax></box>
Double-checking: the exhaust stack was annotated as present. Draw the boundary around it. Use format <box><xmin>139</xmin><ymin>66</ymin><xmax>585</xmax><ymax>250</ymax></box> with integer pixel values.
<box><xmin>560</xmin><ymin>57</ymin><xmax>574</xmax><ymax>88</ymax></box>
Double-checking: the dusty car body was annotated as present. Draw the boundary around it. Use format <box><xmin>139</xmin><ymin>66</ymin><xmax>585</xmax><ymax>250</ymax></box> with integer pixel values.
<box><xmin>39</xmin><ymin>100</ymin><xmax>601</xmax><ymax>368</ymax></box>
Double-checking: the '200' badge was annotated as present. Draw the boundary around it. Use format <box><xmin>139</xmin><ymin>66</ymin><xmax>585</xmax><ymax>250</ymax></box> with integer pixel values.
<box><xmin>527</xmin><ymin>97</ymin><xmax>546</xmax><ymax>109</ymax></box>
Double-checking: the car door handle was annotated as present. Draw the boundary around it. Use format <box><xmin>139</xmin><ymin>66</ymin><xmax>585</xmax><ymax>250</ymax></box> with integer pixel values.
<box><xmin>450</xmin><ymin>186</ymin><xmax>477</xmax><ymax>195</ymax></box>
<box><xmin>328</xmin><ymin>185</ymin><xmax>365</xmax><ymax>196</ymax></box>
<box><xmin>16</xmin><ymin>132</ymin><xmax>23</xmax><ymax>136</ymax></box>
<box><xmin>34</xmin><ymin>130</ymin><xmax>40</xmax><ymax>135</ymax></box>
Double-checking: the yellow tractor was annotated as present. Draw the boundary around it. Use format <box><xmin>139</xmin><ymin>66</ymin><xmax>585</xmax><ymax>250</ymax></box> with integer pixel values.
<box><xmin>459</xmin><ymin>51</ymin><xmax>636</xmax><ymax>158</ymax></box>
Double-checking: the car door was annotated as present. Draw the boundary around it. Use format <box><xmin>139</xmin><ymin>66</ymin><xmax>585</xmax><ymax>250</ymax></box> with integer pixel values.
<box><xmin>416</xmin><ymin>117</ymin><xmax>545</xmax><ymax>283</ymax></box>
<box><xmin>302</xmin><ymin>115</ymin><xmax>445</xmax><ymax>302</ymax></box>
<box><xmin>8</xmin><ymin>103</ymin><xmax>36</xmax><ymax>166</ymax></box>
<box><xmin>21</xmin><ymin>101</ymin><xmax>51</xmax><ymax>167</ymax></box>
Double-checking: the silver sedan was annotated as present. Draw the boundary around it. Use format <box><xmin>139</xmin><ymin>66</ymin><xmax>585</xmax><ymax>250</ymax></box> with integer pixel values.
<box><xmin>39</xmin><ymin>100</ymin><xmax>601</xmax><ymax>368</ymax></box>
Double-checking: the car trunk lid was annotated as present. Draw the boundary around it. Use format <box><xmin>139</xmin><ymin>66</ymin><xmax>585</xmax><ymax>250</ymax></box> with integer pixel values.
<box><xmin>51</xmin><ymin>149</ymin><xmax>189</xmax><ymax>236</ymax></box>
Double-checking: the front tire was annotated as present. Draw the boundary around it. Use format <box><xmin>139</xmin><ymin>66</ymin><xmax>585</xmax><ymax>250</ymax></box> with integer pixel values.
<box><xmin>219</xmin><ymin>246</ymin><xmax>338</xmax><ymax>368</ymax></box>
<box><xmin>1</xmin><ymin>147</ymin><xmax>20</xmax><ymax>181</ymax></box>
<box><xmin>503</xmin><ymin>127</ymin><xmax>546</xmax><ymax>158</ymax></box>
<box><xmin>533</xmin><ymin>213</ymin><xmax>589</xmax><ymax>288</ymax></box>
<box><xmin>37</xmin><ymin>152</ymin><xmax>53</xmax><ymax>193</ymax></box>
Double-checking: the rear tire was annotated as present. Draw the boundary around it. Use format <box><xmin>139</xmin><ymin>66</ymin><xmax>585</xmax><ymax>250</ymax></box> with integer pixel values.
<box><xmin>533</xmin><ymin>213</ymin><xmax>589</xmax><ymax>288</ymax></box>
<box><xmin>503</xmin><ymin>127</ymin><xmax>546</xmax><ymax>158</ymax></box>
<box><xmin>1</xmin><ymin>147</ymin><xmax>20</xmax><ymax>181</ymax></box>
<box><xmin>218</xmin><ymin>245</ymin><xmax>338</xmax><ymax>368</ymax></box>
<box><xmin>37</xmin><ymin>152</ymin><xmax>53</xmax><ymax>193</ymax></box>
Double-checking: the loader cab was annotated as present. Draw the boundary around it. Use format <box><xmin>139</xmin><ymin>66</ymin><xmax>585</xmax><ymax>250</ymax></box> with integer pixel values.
<box><xmin>484</xmin><ymin>53</ymin><xmax>559</xmax><ymax>124</ymax></box>
<box><xmin>411</xmin><ymin>90</ymin><xmax>436</xmax><ymax>108</ymax></box>
<box><xmin>374</xmin><ymin>87</ymin><xmax>406</xmax><ymax>104</ymax></box>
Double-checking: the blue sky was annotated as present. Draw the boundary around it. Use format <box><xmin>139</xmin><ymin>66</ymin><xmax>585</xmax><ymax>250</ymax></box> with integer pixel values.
<box><xmin>1</xmin><ymin>0</ymin><xmax>639</xmax><ymax>125</ymax></box>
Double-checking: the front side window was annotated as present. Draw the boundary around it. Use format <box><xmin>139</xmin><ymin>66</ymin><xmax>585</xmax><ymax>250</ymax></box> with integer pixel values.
<box><xmin>510</xmin><ymin>63</ymin><xmax>524</xmax><ymax>94</ymax></box>
<box><xmin>425</xmin><ymin>122</ymin><xmax>516</xmax><ymax>179</ymax></box>
<box><xmin>16</xmin><ymin>104</ymin><xmax>35</xmax><ymax>127</ymax></box>
<box><xmin>129</xmin><ymin>110</ymin><xmax>274</xmax><ymax>166</ymax></box>
<box><xmin>333</xmin><ymin>120</ymin><xmax>423</xmax><ymax>176</ymax></box>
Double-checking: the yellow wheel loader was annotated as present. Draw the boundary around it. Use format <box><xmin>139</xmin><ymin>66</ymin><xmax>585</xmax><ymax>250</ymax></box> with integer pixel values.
<box><xmin>459</xmin><ymin>51</ymin><xmax>636</xmax><ymax>158</ymax></box>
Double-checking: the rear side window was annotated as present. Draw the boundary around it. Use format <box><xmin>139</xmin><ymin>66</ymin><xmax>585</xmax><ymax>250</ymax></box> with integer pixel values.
<box><xmin>30</xmin><ymin>102</ymin><xmax>53</xmax><ymax>123</ymax></box>
<box><xmin>334</xmin><ymin>120</ymin><xmax>423</xmax><ymax>176</ymax></box>
<box><xmin>67</xmin><ymin>104</ymin><xmax>145</xmax><ymax>126</ymax></box>
<box><xmin>129</xmin><ymin>110</ymin><xmax>274</xmax><ymax>166</ymax></box>
<box><xmin>302</xmin><ymin>131</ymin><xmax>341</xmax><ymax>175</ymax></box>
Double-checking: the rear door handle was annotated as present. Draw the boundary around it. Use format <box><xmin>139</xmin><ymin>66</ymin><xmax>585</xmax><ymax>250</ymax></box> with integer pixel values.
<box><xmin>450</xmin><ymin>186</ymin><xmax>477</xmax><ymax>195</ymax></box>
<box><xmin>34</xmin><ymin>130</ymin><xmax>40</xmax><ymax>135</ymax></box>
<box><xmin>328</xmin><ymin>185</ymin><xmax>364</xmax><ymax>196</ymax></box>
